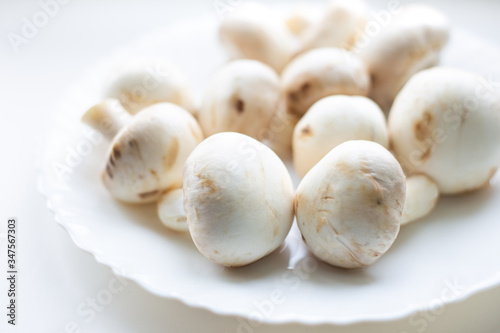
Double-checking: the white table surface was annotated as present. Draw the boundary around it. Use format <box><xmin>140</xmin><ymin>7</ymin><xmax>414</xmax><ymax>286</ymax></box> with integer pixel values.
<box><xmin>1</xmin><ymin>0</ymin><xmax>500</xmax><ymax>332</ymax></box>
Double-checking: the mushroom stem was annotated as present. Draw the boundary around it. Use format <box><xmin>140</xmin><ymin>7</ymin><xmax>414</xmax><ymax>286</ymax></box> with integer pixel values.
<box><xmin>81</xmin><ymin>98</ymin><xmax>132</xmax><ymax>140</ymax></box>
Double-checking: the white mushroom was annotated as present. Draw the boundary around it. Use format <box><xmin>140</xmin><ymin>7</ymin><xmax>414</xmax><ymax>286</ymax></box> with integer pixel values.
<box><xmin>293</xmin><ymin>95</ymin><xmax>388</xmax><ymax>178</ymax></box>
<box><xmin>401</xmin><ymin>174</ymin><xmax>439</xmax><ymax>225</ymax></box>
<box><xmin>157</xmin><ymin>188</ymin><xmax>188</xmax><ymax>232</ymax></box>
<box><xmin>282</xmin><ymin>47</ymin><xmax>370</xmax><ymax>118</ymax></box>
<box><xmin>285</xmin><ymin>4</ymin><xmax>319</xmax><ymax>37</ymax></box>
<box><xmin>300</xmin><ymin>0</ymin><xmax>368</xmax><ymax>52</ymax></box>
<box><xmin>104</xmin><ymin>57</ymin><xmax>194</xmax><ymax>114</ymax></box>
<box><xmin>183</xmin><ymin>132</ymin><xmax>295</xmax><ymax>267</ymax></box>
<box><xmin>355</xmin><ymin>4</ymin><xmax>450</xmax><ymax>112</ymax></box>
<box><xmin>198</xmin><ymin>60</ymin><xmax>281</xmax><ymax>140</ymax></box>
<box><xmin>81</xmin><ymin>98</ymin><xmax>132</xmax><ymax>140</ymax></box>
<box><xmin>219</xmin><ymin>2</ymin><xmax>298</xmax><ymax>72</ymax></box>
<box><xmin>102</xmin><ymin>103</ymin><xmax>203</xmax><ymax>203</ymax></box>
<box><xmin>295</xmin><ymin>140</ymin><xmax>406</xmax><ymax>268</ymax></box>
<box><xmin>389</xmin><ymin>67</ymin><xmax>500</xmax><ymax>195</ymax></box>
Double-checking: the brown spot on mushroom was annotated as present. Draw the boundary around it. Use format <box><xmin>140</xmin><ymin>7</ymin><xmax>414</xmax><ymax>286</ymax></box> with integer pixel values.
<box><xmin>138</xmin><ymin>189</ymin><xmax>159</xmax><ymax>199</ymax></box>
<box><xmin>199</xmin><ymin>177</ymin><xmax>218</xmax><ymax>196</ymax></box>
<box><xmin>418</xmin><ymin>146</ymin><xmax>433</xmax><ymax>161</ymax></box>
<box><xmin>316</xmin><ymin>217</ymin><xmax>328</xmax><ymax>232</ymax></box>
<box><xmin>300</xmin><ymin>82</ymin><xmax>311</xmax><ymax>94</ymax></box>
<box><xmin>128</xmin><ymin>139</ymin><xmax>137</xmax><ymax>148</ymax></box>
<box><xmin>112</xmin><ymin>144</ymin><xmax>121</xmax><ymax>158</ymax></box>
<box><xmin>105</xmin><ymin>163</ymin><xmax>113</xmax><ymax>179</ymax></box>
<box><xmin>235</xmin><ymin>99</ymin><xmax>245</xmax><ymax>113</ymax></box>
<box><xmin>414</xmin><ymin>112</ymin><xmax>434</xmax><ymax>142</ymax></box>
<box><xmin>299</xmin><ymin>125</ymin><xmax>313</xmax><ymax>139</ymax></box>
<box><xmin>109</xmin><ymin>155</ymin><xmax>116</xmax><ymax>167</ymax></box>
<box><xmin>163</xmin><ymin>138</ymin><xmax>179</xmax><ymax>169</ymax></box>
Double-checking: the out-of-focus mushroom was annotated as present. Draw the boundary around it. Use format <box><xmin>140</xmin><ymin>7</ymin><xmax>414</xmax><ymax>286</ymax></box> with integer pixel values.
<box><xmin>282</xmin><ymin>47</ymin><xmax>370</xmax><ymax>118</ymax></box>
<box><xmin>198</xmin><ymin>60</ymin><xmax>281</xmax><ymax>140</ymax></box>
<box><xmin>104</xmin><ymin>57</ymin><xmax>194</xmax><ymax>114</ymax></box>
<box><xmin>355</xmin><ymin>4</ymin><xmax>450</xmax><ymax>112</ymax></box>
<box><xmin>300</xmin><ymin>0</ymin><xmax>368</xmax><ymax>52</ymax></box>
<box><xmin>219</xmin><ymin>2</ymin><xmax>298</xmax><ymax>72</ymax></box>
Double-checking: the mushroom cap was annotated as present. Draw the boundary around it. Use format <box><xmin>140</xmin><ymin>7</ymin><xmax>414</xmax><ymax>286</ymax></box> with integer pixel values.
<box><xmin>183</xmin><ymin>132</ymin><xmax>295</xmax><ymax>267</ymax></box>
<box><xmin>401</xmin><ymin>174</ymin><xmax>439</xmax><ymax>225</ymax></box>
<box><xmin>104</xmin><ymin>57</ymin><xmax>194</xmax><ymax>114</ymax></box>
<box><xmin>355</xmin><ymin>4</ymin><xmax>450</xmax><ymax>112</ymax></box>
<box><xmin>388</xmin><ymin>67</ymin><xmax>500</xmax><ymax>194</ymax></box>
<box><xmin>293</xmin><ymin>95</ymin><xmax>388</xmax><ymax>178</ymax></box>
<box><xmin>301</xmin><ymin>0</ymin><xmax>368</xmax><ymax>52</ymax></box>
<box><xmin>157</xmin><ymin>188</ymin><xmax>188</xmax><ymax>232</ymax></box>
<box><xmin>199</xmin><ymin>60</ymin><xmax>281</xmax><ymax>140</ymax></box>
<box><xmin>282</xmin><ymin>47</ymin><xmax>370</xmax><ymax>117</ymax></box>
<box><xmin>219</xmin><ymin>2</ymin><xmax>298</xmax><ymax>72</ymax></box>
<box><xmin>285</xmin><ymin>4</ymin><xmax>319</xmax><ymax>37</ymax></box>
<box><xmin>102</xmin><ymin>103</ymin><xmax>203</xmax><ymax>203</ymax></box>
<box><xmin>295</xmin><ymin>140</ymin><xmax>405</xmax><ymax>268</ymax></box>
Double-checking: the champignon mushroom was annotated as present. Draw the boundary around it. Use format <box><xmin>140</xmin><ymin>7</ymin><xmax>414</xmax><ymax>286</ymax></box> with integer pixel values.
<box><xmin>183</xmin><ymin>132</ymin><xmax>295</xmax><ymax>267</ymax></box>
<box><xmin>198</xmin><ymin>60</ymin><xmax>281</xmax><ymax>140</ymax></box>
<box><xmin>157</xmin><ymin>188</ymin><xmax>188</xmax><ymax>232</ymax></box>
<box><xmin>300</xmin><ymin>0</ymin><xmax>368</xmax><ymax>52</ymax></box>
<box><xmin>219</xmin><ymin>2</ymin><xmax>298</xmax><ymax>72</ymax></box>
<box><xmin>402</xmin><ymin>174</ymin><xmax>439</xmax><ymax>225</ymax></box>
<box><xmin>282</xmin><ymin>47</ymin><xmax>370</xmax><ymax>118</ymax></box>
<box><xmin>285</xmin><ymin>4</ymin><xmax>319</xmax><ymax>37</ymax></box>
<box><xmin>102</xmin><ymin>102</ymin><xmax>203</xmax><ymax>203</ymax></box>
<box><xmin>104</xmin><ymin>57</ymin><xmax>194</xmax><ymax>114</ymax></box>
<box><xmin>81</xmin><ymin>98</ymin><xmax>132</xmax><ymax>140</ymax></box>
<box><xmin>388</xmin><ymin>67</ymin><xmax>500</xmax><ymax>195</ymax></box>
<box><xmin>293</xmin><ymin>95</ymin><xmax>388</xmax><ymax>178</ymax></box>
<box><xmin>355</xmin><ymin>4</ymin><xmax>450</xmax><ymax>112</ymax></box>
<box><xmin>295</xmin><ymin>140</ymin><xmax>406</xmax><ymax>268</ymax></box>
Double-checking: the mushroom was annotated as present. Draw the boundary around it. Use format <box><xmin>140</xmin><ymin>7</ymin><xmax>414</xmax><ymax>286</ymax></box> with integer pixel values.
<box><xmin>81</xmin><ymin>98</ymin><xmax>132</xmax><ymax>140</ymax></box>
<box><xmin>219</xmin><ymin>2</ymin><xmax>298</xmax><ymax>72</ymax></box>
<box><xmin>295</xmin><ymin>140</ymin><xmax>406</xmax><ymax>268</ymax></box>
<box><xmin>157</xmin><ymin>188</ymin><xmax>188</xmax><ymax>232</ymax></box>
<box><xmin>102</xmin><ymin>102</ymin><xmax>203</xmax><ymax>203</ymax></box>
<box><xmin>355</xmin><ymin>4</ymin><xmax>450</xmax><ymax>112</ymax></box>
<box><xmin>300</xmin><ymin>0</ymin><xmax>368</xmax><ymax>52</ymax></box>
<box><xmin>293</xmin><ymin>95</ymin><xmax>388</xmax><ymax>178</ymax></box>
<box><xmin>285</xmin><ymin>4</ymin><xmax>319</xmax><ymax>37</ymax></box>
<box><xmin>103</xmin><ymin>57</ymin><xmax>194</xmax><ymax>114</ymax></box>
<box><xmin>401</xmin><ymin>174</ymin><xmax>439</xmax><ymax>225</ymax></box>
<box><xmin>281</xmin><ymin>47</ymin><xmax>370</xmax><ymax>118</ymax></box>
<box><xmin>183</xmin><ymin>132</ymin><xmax>295</xmax><ymax>267</ymax></box>
<box><xmin>198</xmin><ymin>60</ymin><xmax>281</xmax><ymax>140</ymax></box>
<box><xmin>388</xmin><ymin>67</ymin><xmax>500</xmax><ymax>195</ymax></box>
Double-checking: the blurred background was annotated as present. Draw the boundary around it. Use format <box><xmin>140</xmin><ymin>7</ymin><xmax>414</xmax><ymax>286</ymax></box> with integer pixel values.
<box><xmin>1</xmin><ymin>0</ymin><xmax>500</xmax><ymax>332</ymax></box>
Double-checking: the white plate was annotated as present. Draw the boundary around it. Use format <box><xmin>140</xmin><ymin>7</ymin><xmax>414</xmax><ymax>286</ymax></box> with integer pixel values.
<box><xmin>38</xmin><ymin>12</ymin><xmax>500</xmax><ymax>325</ymax></box>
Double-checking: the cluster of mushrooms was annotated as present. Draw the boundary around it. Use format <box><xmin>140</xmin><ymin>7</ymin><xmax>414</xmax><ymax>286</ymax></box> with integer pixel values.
<box><xmin>82</xmin><ymin>1</ymin><xmax>500</xmax><ymax>269</ymax></box>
